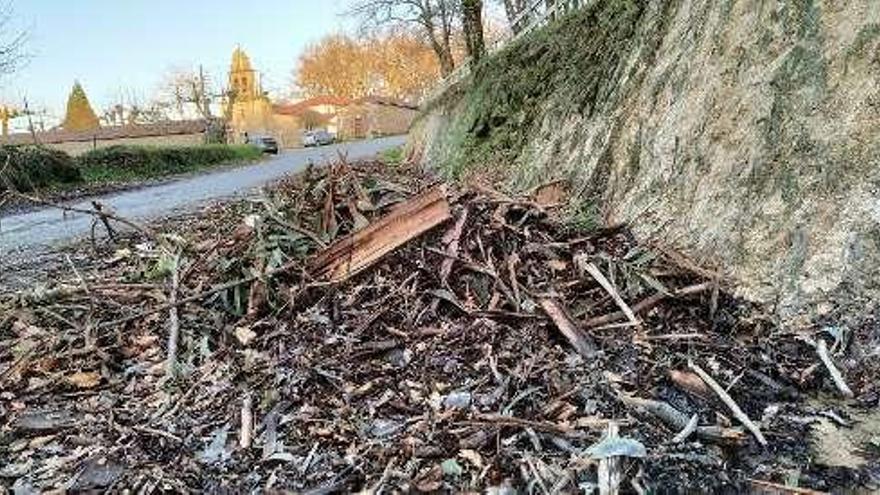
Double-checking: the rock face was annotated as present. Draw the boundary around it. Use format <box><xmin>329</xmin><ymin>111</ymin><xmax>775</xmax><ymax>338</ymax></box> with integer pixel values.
<box><xmin>411</xmin><ymin>0</ymin><xmax>880</xmax><ymax>323</ymax></box>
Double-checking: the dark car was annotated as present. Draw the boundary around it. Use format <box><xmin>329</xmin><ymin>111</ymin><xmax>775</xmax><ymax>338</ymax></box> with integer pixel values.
<box><xmin>302</xmin><ymin>129</ymin><xmax>335</xmax><ymax>147</ymax></box>
<box><xmin>247</xmin><ymin>135</ymin><xmax>279</xmax><ymax>154</ymax></box>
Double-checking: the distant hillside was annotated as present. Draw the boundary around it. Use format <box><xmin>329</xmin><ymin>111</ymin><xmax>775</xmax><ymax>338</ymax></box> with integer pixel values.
<box><xmin>410</xmin><ymin>0</ymin><xmax>880</xmax><ymax>324</ymax></box>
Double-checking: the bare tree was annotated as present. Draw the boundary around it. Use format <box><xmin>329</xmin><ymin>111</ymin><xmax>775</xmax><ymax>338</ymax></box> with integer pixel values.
<box><xmin>349</xmin><ymin>0</ymin><xmax>459</xmax><ymax>76</ymax></box>
<box><xmin>160</xmin><ymin>66</ymin><xmax>214</xmax><ymax>120</ymax></box>
<box><xmin>0</xmin><ymin>1</ymin><xmax>27</xmax><ymax>75</ymax></box>
<box><xmin>103</xmin><ymin>87</ymin><xmax>172</xmax><ymax>126</ymax></box>
<box><xmin>500</xmin><ymin>0</ymin><xmax>531</xmax><ymax>32</ymax></box>
<box><xmin>99</xmin><ymin>104</ymin><xmax>124</xmax><ymax>126</ymax></box>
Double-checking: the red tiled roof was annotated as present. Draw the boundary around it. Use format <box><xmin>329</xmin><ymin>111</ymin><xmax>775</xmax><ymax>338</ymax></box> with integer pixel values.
<box><xmin>274</xmin><ymin>95</ymin><xmax>352</xmax><ymax>116</ymax></box>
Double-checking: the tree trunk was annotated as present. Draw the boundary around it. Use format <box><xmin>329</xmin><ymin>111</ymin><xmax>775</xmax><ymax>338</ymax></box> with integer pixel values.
<box><xmin>419</xmin><ymin>1</ymin><xmax>455</xmax><ymax>76</ymax></box>
<box><xmin>429</xmin><ymin>37</ymin><xmax>455</xmax><ymax>76</ymax></box>
<box><xmin>461</xmin><ymin>0</ymin><xmax>485</xmax><ymax>63</ymax></box>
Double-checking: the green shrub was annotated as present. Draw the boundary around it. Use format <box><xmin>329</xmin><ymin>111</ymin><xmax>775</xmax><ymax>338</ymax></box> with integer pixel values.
<box><xmin>379</xmin><ymin>146</ymin><xmax>404</xmax><ymax>166</ymax></box>
<box><xmin>0</xmin><ymin>145</ymin><xmax>82</xmax><ymax>192</ymax></box>
<box><xmin>76</xmin><ymin>144</ymin><xmax>262</xmax><ymax>182</ymax></box>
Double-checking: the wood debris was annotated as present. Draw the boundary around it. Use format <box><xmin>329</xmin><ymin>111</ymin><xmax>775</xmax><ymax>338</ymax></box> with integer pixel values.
<box><xmin>310</xmin><ymin>185</ymin><xmax>451</xmax><ymax>282</ymax></box>
<box><xmin>578</xmin><ymin>259</ymin><xmax>640</xmax><ymax>326</ymax></box>
<box><xmin>815</xmin><ymin>338</ymin><xmax>854</xmax><ymax>399</ymax></box>
<box><xmin>539</xmin><ymin>297</ymin><xmax>597</xmax><ymax>358</ymax></box>
<box><xmin>688</xmin><ymin>360</ymin><xmax>768</xmax><ymax>446</ymax></box>
<box><xmin>0</xmin><ymin>158</ymin><xmax>873</xmax><ymax>493</ymax></box>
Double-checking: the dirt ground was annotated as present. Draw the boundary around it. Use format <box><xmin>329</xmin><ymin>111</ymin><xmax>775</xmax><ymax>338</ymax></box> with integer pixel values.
<box><xmin>1</xmin><ymin>160</ymin><xmax>878</xmax><ymax>493</ymax></box>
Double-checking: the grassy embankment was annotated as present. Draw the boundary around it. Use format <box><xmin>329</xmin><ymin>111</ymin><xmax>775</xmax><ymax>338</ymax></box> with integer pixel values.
<box><xmin>423</xmin><ymin>0</ymin><xmax>648</xmax><ymax>180</ymax></box>
<box><xmin>0</xmin><ymin>144</ymin><xmax>263</xmax><ymax>193</ymax></box>
<box><xmin>76</xmin><ymin>144</ymin><xmax>262</xmax><ymax>183</ymax></box>
<box><xmin>416</xmin><ymin>0</ymin><xmax>654</xmax><ymax>232</ymax></box>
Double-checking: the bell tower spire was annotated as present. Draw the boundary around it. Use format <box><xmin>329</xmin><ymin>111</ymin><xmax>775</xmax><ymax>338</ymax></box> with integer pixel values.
<box><xmin>229</xmin><ymin>46</ymin><xmax>259</xmax><ymax>101</ymax></box>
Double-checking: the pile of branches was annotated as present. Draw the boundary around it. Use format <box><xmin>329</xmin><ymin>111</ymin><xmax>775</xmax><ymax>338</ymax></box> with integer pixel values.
<box><xmin>0</xmin><ymin>159</ymin><xmax>877</xmax><ymax>493</ymax></box>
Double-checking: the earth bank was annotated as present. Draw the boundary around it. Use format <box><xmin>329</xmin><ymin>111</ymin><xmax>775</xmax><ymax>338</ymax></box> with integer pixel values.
<box><xmin>409</xmin><ymin>0</ymin><xmax>880</xmax><ymax>327</ymax></box>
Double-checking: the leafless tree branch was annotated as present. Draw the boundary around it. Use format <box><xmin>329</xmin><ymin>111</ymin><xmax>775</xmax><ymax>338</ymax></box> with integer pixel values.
<box><xmin>0</xmin><ymin>1</ymin><xmax>28</xmax><ymax>76</ymax></box>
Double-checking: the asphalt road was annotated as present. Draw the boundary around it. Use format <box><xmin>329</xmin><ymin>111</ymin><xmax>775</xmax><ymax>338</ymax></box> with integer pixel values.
<box><xmin>0</xmin><ymin>136</ymin><xmax>406</xmax><ymax>254</ymax></box>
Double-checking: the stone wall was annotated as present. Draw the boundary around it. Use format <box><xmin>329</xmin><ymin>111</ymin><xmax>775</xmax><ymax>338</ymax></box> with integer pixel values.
<box><xmin>339</xmin><ymin>101</ymin><xmax>418</xmax><ymax>140</ymax></box>
<box><xmin>45</xmin><ymin>132</ymin><xmax>205</xmax><ymax>156</ymax></box>
<box><xmin>411</xmin><ymin>0</ymin><xmax>880</xmax><ymax>325</ymax></box>
<box><xmin>2</xmin><ymin>120</ymin><xmax>209</xmax><ymax>156</ymax></box>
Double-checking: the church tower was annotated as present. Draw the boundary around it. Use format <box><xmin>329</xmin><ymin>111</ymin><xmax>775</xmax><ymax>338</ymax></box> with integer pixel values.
<box><xmin>229</xmin><ymin>46</ymin><xmax>260</xmax><ymax>101</ymax></box>
<box><xmin>226</xmin><ymin>46</ymin><xmax>273</xmax><ymax>141</ymax></box>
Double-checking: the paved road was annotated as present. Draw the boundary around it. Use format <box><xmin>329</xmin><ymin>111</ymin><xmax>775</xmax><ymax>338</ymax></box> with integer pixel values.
<box><xmin>0</xmin><ymin>136</ymin><xmax>405</xmax><ymax>253</ymax></box>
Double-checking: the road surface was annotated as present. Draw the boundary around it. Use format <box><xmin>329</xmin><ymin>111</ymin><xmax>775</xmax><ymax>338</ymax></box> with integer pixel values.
<box><xmin>0</xmin><ymin>136</ymin><xmax>405</xmax><ymax>254</ymax></box>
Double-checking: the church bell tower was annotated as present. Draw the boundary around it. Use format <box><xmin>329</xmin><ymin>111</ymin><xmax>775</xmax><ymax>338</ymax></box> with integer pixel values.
<box><xmin>229</xmin><ymin>46</ymin><xmax>259</xmax><ymax>101</ymax></box>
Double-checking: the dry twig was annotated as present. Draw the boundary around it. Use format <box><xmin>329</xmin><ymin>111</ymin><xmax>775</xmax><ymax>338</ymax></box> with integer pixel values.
<box><xmin>465</xmin><ymin>413</ymin><xmax>588</xmax><ymax>439</ymax></box>
<box><xmin>585</xmin><ymin>282</ymin><xmax>712</xmax><ymax>327</ymax></box>
<box><xmin>598</xmin><ymin>421</ymin><xmax>623</xmax><ymax>495</ymax></box>
<box><xmin>11</xmin><ymin>190</ymin><xmax>158</xmax><ymax>241</ymax></box>
<box><xmin>688</xmin><ymin>360</ymin><xmax>767</xmax><ymax>446</ymax></box>
<box><xmin>240</xmin><ymin>391</ymin><xmax>254</xmax><ymax>449</ymax></box>
<box><xmin>616</xmin><ymin>392</ymin><xmax>745</xmax><ymax>445</ymax></box>
<box><xmin>165</xmin><ymin>252</ymin><xmax>182</xmax><ymax>380</ymax></box>
<box><xmin>580</xmin><ymin>261</ymin><xmax>639</xmax><ymax>326</ymax></box>
<box><xmin>539</xmin><ymin>298</ymin><xmax>597</xmax><ymax>358</ymax></box>
<box><xmin>815</xmin><ymin>339</ymin><xmax>854</xmax><ymax>399</ymax></box>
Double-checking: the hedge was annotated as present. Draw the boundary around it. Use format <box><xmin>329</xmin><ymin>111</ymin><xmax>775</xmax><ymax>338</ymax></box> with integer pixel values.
<box><xmin>0</xmin><ymin>145</ymin><xmax>82</xmax><ymax>192</ymax></box>
<box><xmin>76</xmin><ymin>144</ymin><xmax>262</xmax><ymax>181</ymax></box>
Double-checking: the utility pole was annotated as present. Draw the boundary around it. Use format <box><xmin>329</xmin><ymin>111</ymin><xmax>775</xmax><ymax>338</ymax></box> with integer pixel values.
<box><xmin>23</xmin><ymin>98</ymin><xmax>39</xmax><ymax>145</ymax></box>
<box><xmin>199</xmin><ymin>64</ymin><xmax>212</xmax><ymax>119</ymax></box>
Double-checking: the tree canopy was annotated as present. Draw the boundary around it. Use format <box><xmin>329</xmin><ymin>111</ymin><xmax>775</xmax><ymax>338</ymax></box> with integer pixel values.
<box><xmin>62</xmin><ymin>82</ymin><xmax>100</xmax><ymax>132</ymax></box>
<box><xmin>295</xmin><ymin>32</ymin><xmax>441</xmax><ymax>102</ymax></box>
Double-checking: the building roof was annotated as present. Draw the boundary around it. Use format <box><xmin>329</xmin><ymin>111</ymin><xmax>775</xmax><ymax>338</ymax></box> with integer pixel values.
<box><xmin>1</xmin><ymin>120</ymin><xmax>207</xmax><ymax>146</ymax></box>
<box><xmin>273</xmin><ymin>95</ymin><xmax>353</xmax><ymax>116</ymax></box>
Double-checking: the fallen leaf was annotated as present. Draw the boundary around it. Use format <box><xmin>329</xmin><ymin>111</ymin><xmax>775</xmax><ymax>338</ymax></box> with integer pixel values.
<box><xmin>459</xmin><ymin>449</ymin><xmax>483</xmax><ymax>468</ymax></box>
<box><xmin>66</xmin><ymin>371</ymin><xmax>101</xmax><ymax>389</ymax></box>
<box><xmin>548</xmin><ymin>259</ymin><xmax>568</xmax><ymax>271</ymax></box>
<box><xmin>235</xmin><ymin>326</ymin><xmax>257</xmax><ymax>346</ymax></box>
<box><xmin>199</xmin><ymin>425</ymin><xmax>231</xmax><ymax>465</ymax></box>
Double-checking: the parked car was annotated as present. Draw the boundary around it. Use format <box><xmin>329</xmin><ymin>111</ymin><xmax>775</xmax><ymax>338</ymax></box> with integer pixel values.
<box><xmin>246</xmin><ymin>135</ymin><xmax>279</xmax><ymax>154</ymax></box>
<box><xmin>302</xmin><ymin>130</ymin><xmax>335</xmax><ymax>147</ymax></box>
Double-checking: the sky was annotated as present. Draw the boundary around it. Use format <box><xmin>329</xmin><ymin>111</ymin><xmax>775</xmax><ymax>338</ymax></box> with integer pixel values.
<box><xmin>0</xmin><ymin>0</ymin><xmax>355</xmax><ymax>127</ymax></box>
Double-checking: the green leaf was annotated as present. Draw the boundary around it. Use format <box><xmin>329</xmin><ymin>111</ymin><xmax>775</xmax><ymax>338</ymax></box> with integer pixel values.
<box><xmin>147</xmin><ymin>251</ymin><xmax>177</xmax><ymax>279</ymax></box>
<box><xmin>639</xmin><ymin>273</ymin><xmax>672</xmax><ymax>296</ymax></box>
<box><xmin>441</xmin><ymin>458</ymin><xmax>463</xmax><ymax>477</ymax></box>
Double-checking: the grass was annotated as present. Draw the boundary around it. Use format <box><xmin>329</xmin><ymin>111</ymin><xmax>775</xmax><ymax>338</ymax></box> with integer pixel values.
<box><xmin>431</xmin><ymin>0</ymin><xmax>649</xmax><ymax>180</ymax></box>
<box><xmin>565</xmin><ymin>201</ymin><xmax>601</xmax><ymax>233</ymax></box>
<box><xmin>76</xmin><ymin>144</ymin><xmax>263</xmax><ymax>184</ymax></box>
<box><xmin>378</xmin><ymin>146</ymin><xmax>404</xmax><ymax>166</ymax></box>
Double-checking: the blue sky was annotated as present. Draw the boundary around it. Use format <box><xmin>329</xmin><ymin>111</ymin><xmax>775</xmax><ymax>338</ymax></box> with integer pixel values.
<box><xmin>0</xmin><ymin>0</ymin><xmax>354</xmax><ymax>124</ymax></box>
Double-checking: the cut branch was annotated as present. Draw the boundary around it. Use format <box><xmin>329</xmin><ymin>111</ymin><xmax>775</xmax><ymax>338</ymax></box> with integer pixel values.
<box><xmin>165</xmin><ymin>252</ymin><xmax>182</xmax><ymax>381</ymax></box>
<box><xmin>816</xmin><ymin>339</ymin><xmax>854</xmax><ymax>399</ymax></box>
<box><xmin>580</xmin><ymin>261</ymin><xmax>639</xmax><ymax>326</ymax></box>
<box><xmin>688</xmin><ymin>360</ymin><xmax>767</xmax><ymax>446</ymax></box>
<box><xmin>310</xmin><ymin>185</ymin><xmax>451</xmax><ymax>282</ymax></box>
<box><xmin>540</xmin><ymin>298</ymin><xmax>598</xmax><ymax>359</ymax></box>
<box><xmin>584</xmin><ymin>282</ymin><xmax>712</xmax><ymax>328</ymax></box>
